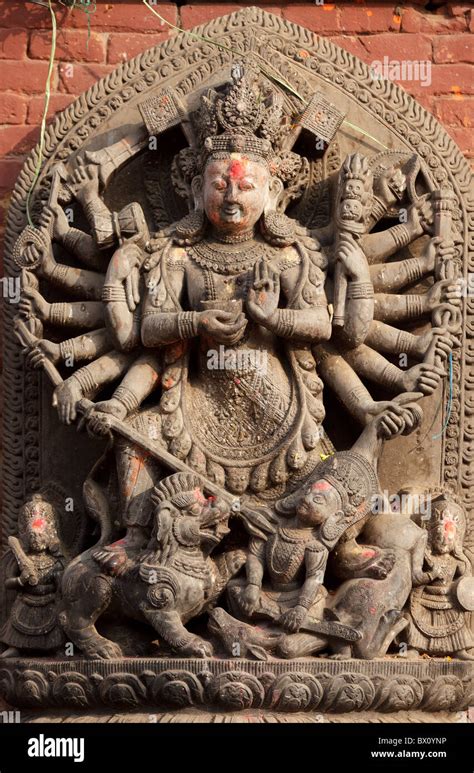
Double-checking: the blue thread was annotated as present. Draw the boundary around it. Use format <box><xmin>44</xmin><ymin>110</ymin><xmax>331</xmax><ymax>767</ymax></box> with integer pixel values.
<box><xmin>432</xmin><ymin>350</ymin><xmax>453</xmax><ymax>440</ymax></box>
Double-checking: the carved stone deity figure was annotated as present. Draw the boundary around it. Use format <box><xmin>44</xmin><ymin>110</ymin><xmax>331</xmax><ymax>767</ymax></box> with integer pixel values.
<box><xmin>9</xmin><ymin>60</ymin><xmax>464</xmax><ymax>666</ymax></box>
<box><xmin>404</xmin><ymin>493</ymin><xmax>474</xmax><ymax>660</ymax></box>
<box><xmin>0</xmin><ymin>493</ymin><xmax>66</xmax><ymax>657</ymax></box>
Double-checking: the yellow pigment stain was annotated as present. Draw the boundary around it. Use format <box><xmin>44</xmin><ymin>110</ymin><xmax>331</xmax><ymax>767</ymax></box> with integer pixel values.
<box><xmin>393</xmin><ymin>14</ymin><xmax>401</xmax><ymax>25</ymax></box>
<box><xmin>230</xmin><ymin>152</ymin><xmax>243</xmax><ymax>161</ymax></box>
<box><xmin>451</xmin><ymin>86</ymin><xmax>463</xmax><ymax>97</ymax></box>
<box><xmin>323</xmin><ymin>4</ymin><xmax>335</xmax><ymax>11</ymax></box>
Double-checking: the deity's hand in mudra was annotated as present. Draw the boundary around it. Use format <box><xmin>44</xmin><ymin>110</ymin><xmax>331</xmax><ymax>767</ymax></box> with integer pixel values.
<box><xmin>198</xmin><ymin>308</ymin><xmax>247</xmax><ymax>345</ymax></box>
<box><xmin>246</xmin><ymin>257</ymin><xmax>280</xmax><ymax>326</ymax></box>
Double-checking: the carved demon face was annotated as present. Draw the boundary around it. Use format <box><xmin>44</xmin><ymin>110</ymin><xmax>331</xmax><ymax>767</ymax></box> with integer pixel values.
<box><xmin>199</xmin><ymin>156</ymin><xmax>276</xmax><ymax>234</ymax></box>
<box><xmin>296</xmin><ymin>479</ymin><xmax>341</xmax><ymax>527</ymax></box>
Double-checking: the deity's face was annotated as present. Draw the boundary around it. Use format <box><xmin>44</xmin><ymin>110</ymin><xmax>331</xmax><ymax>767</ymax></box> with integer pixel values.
<box><xmin>24</xmin><ymin>501</ymin><xmax>54</xmax><ymax>552</ymax></box>
<box><xmin>431</xmin><ymin>506</ymin><xmax>459</xmax><ymax>554</ymax></box>
<box><xmin>201</xmin><ymin>156</ymin><xmax>272</xmax><ymax>234</ymax></box>
<box><xmin>296</xmin><ymin>479</ymin><xmax>341</xmax><ymax>527</ymax></box>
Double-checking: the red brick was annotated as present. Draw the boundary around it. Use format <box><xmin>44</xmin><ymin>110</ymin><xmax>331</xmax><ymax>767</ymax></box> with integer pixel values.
<box><xmin>0</xmin><ymin>28</ymin><xmax>28</xmax><ymax>60</ymax></box>
<box><xmin>433</xmin><ymin>35</ymin><xmax>474</xmax><ymax>64</ymax></box>
<box><xmin>283</xmin><ymin>4</ymin><xmax>340</xmax><ymax>35</ymax></box>
<box><xmin>57</xmin><ymin>62</ymin><xmax>113</xmax><ymax>95</ymax></box>
<box><xmin>181</xmin><ymin>4</ymin><xmax>281</xmax><ymax>29</ymax></box>
<box><xmin>408</xmin><ymin>93</ymin><xmax>435</xmax><ymax>114</ymax></box>
<box><xmin>355</xmin><ymin>34</ymin><xmax>433</xmax><ymax>65</ymax></box>
<box><xmin>401</xmin><ymin>7</ymin><xmax>468</xmax><ymax>33</ymax></box>
<box><xmin>447</xmin><ymin>4</ymin><xmax>472</xmax><ymax>16</ymax></box>
<box><xmin>0</xmin><ymin>159</ymin><xmax>25</xmax><ymax>196</ymax></box>
<box><xmin>446</xmin><ymin>126</ymin><xmax>473</xmax><ymax>156</ymax></box>
<box><xmin>0</xmin><ymin>94</ymin><xmax>28</xmax><ymax>125</ymax></box>
<box><xmin>434</xmin><ymin>96</ymin><xmax>474</xmax><ymax>127</ymax></box>
<box><xmin>330</xmin><ymin>35</ymin><xmax>368</xmax><ymax>60</ymax></box>
<box><xmin>0</xmin><ymin>2</ymin><xmax>68</xmax><ymax>29</ymax></box>
<box><xmin>29</xmin><ymin>29</ymin><xmax>107</xmax><ymax>63</ymax></box>
<box><xmin>66</xmin><ymin>2</ymin><xmax>177</xmax><ymax>33</ymax></box>
<box><xmin>339</xmin><ymin>4</ymin><xmax>401</xmax><ymax>34</ymax></box>
<box><xmin>107</xmin><ymin>31</ymin><xmax>171</xmax><ymax>64</ymax></box>
<box><xmin>0</xmin><ymin>126</ymin><xmax>40</xmax><ymax>158</ymax></box>
<box><xmin>405</xmin><ymin>64</ymin><xmax>474</xmax><ymax>96</ymax></box>
<box><xmin>0</xmin><ymin>60</ymin><xmax>57</xmax><ymax>94</ymax></box>
<box><xmin>26</xmin><ymin>94</ymin><xmax>76</xmax><ymax>126</ymax></box>
<box><xmin>470</xmin><ymin>10</ymin><xmax>474</xmax><ymax>33</ymax></box>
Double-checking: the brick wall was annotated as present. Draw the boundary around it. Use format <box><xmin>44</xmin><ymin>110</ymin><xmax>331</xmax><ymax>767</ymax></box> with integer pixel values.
<box><xmin>0</xmin><ymin>0</ymin><xmax>472</xmax><ymax>238</ymax></box>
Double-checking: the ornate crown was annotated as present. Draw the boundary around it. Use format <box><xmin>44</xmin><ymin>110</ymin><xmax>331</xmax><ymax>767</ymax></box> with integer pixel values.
<box><xmin>195</xmin><ymin>62</ymin><xmax>289</xmax><ymax>165</ymax></box>
<box><xmin>170</xmin><ymin>63</ymin><xmax>309</xmax><ymax>200</ymax></box>
<box><xmin>275</xmin><ymin>450</ymin><xmax>380</xmax><ymax>544</ymax></box>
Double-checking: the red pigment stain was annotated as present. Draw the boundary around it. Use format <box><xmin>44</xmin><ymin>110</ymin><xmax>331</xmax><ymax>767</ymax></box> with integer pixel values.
<box><xmin>32</xmin><ymin>518</ymin><xmax>45</xmax><ymax>529</ymax></box>
<box><xmin>228</xmin><ymin>159</ymin><xmax>247</xmax><ymax>180</ymax></box>
<box><xmin>363</xmin><ymin>549</ymin><xmax>375</xmax><ymax>558</ymax></box>
<box><xmin>369</xmin><ymin>606</ymin><xmax>376</xmax><ymax>615</ymax></box>
<box><xmin>111</xmin><ymin>539</ymin><xmax>126</xmax><ymax>547</ymax></box>
<box><xmin>193</xmin><ymin>486</ymin><xmax>206</xmax><ymax>504</ymax></box>
<box><xmin>312</xmin><ymin>481</ymin><xmax>331</xmax><ymax>491</ymax></box>
<box><xmin>444</xmin><ymin>520</ymin><xmax>456</xmax><ymax>536</ymax></box>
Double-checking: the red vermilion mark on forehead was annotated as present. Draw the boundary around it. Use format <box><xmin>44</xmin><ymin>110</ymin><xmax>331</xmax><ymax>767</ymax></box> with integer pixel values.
<box><xmin>228</xmin><ymin>159</ymin><xmax>247</xmax><ymax>180</ymax></box>
<box><xmin>32</xmin><ymin>518</ymin><xmax>45</xmax><ymax>530</ymax></box>
<box><xmin>444</xmin><ymin>520</ymin><xmax>456</xmax><ymax>536</ymax></box>
<box><xmin>312</xmin><ymin>481</ymin><xmax>331</xmax><ymax>491</ymax></box>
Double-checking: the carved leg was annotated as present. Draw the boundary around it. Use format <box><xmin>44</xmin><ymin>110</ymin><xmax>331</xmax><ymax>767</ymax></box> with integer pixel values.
<box><xmin>277</xmin><ymin>632</ymin><xmax>327</xmax><ymax>659</ymax></box>
<box><xmin>114</xmin><ymin>436</ymin><xmax>161</xmax><ymax>547</ymax></box>
<box><xmin>142</xmin><ymin>608</ymin><xmax>213</xmax><ymax>658</ymax></box>
<box><xmin>333</xmin><ymin>537</ymin><xmax>395</xmax><ymax>580</ymax></box>
<box><xmin>60</xmin><ymin>562</ymin><xmax>122</xmax><ymax>659</ymax></box>
<box><xmin>210</xmin><ymin>549</ymin><xmax>247</xmax><ymax>601</ymax></box>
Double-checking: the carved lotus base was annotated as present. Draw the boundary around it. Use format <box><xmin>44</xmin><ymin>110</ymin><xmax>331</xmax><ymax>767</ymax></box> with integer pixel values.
<box><xmin>1</xmin><ymin>657</ymin><xmax>472</xmax><ymax>714</ymax></box>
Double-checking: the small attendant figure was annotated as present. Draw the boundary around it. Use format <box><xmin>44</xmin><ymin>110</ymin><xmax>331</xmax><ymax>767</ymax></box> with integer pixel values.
<box><xmin>0</xmin><ymin>493</ymin><xmax>66</xmax><ymax>657</ymax></box>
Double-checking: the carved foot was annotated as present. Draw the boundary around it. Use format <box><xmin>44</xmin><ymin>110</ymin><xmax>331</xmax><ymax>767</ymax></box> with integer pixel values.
<box><xmin>365</xmin><ymin>551</ymin><xmax>396</xmax><ymax>579</ymax></box>
<box><xmin>455</xmin><ymin>649</ymin><xmax>474</xmax><ymax>661</ymax></box>
<box><xmin>80</xmin><ymin>636</ymin><xmax>123</xmax><ymax>660</ymax></box>
<box><xmin>0</xmin><ymin>647</ymin><xmax>20</xmax><ymax>658</ymax></box>
<box><xmin>178</xmin><ymin>635</ymin><xmax>213</xmax><ymax>659</ymax></box>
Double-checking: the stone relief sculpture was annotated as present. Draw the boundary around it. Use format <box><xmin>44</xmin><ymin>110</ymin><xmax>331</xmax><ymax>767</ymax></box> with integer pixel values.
<box><xmin>1</xmin><ymin>8</ymin><xmax>472</xmax><ymax>714</ymax></box>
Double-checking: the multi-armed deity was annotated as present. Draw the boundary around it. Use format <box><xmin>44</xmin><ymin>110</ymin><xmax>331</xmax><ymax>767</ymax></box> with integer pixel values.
<box><xmin>2</xmin><ymin>27</ymin><xmax>473</xmax><ymax>713</ymax></box>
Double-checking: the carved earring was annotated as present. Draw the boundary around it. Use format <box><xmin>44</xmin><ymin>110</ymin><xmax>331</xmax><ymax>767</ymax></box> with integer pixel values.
<box><xmin>172</xmin><ymin>176</ymin><xmax>208</xmax><ymax>245</ymax></box>
<box><xmin>260</xmin><ymin>176</ymin><xmax>296</xmax><ymax>247</ymax></box>
<box><xmin>260</xmin><ymin>209</ymin><xmax>296</xmax><ymax>247</ymax></box>
<box><xmin>174</xmin><ymin>209</ymin><xmax>207</xmax><ymax>246</ymax></box>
